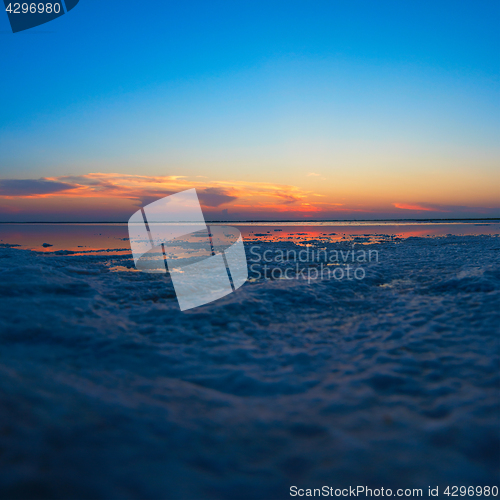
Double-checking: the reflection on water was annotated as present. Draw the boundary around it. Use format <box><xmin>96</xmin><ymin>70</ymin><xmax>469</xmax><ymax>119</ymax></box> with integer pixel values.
<box><xmin>0</xmin><ymin>223</ymin><xmax>130</xmax><ymax>254</ymax></box>
<box><xmin>0</xmin><ymin>221</ymin><xmax>499</xmax><ymax>253</ymax></box>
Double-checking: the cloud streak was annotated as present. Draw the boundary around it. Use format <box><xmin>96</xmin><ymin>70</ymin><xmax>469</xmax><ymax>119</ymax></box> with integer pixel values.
<box><xmin>393</xmin><ymin>202</ymin><xmax>448</xmax><ymax>212</ymax></box>
<box><xmin>0</xmin><ymin>178</ymin><xmax>77</xmax><ymax>197</ymax></box>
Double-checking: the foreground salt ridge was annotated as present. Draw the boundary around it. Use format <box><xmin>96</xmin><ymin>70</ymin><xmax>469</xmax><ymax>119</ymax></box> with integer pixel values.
<box><xmin>0</xmin><ymin>235</ymin><xmax>498</xmax><ymax>499</ymax></box>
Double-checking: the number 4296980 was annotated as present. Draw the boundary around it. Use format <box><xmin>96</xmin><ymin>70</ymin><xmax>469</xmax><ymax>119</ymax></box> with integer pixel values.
<box><xmin>5</xmin><ymin>3</ymin><xmax>61</xmax><ymax>14</ymax></box>
<box><xmin>444</xmin><ymin>486</ymin><xmax>499</xmax><ymax>497</ymax></box>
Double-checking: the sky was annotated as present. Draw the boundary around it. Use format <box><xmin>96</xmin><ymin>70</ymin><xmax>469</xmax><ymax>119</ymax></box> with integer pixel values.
<box><xmin>0</xmin><ymin>0</ymin><xmax>499</xmax><ymax>221</ymax></box>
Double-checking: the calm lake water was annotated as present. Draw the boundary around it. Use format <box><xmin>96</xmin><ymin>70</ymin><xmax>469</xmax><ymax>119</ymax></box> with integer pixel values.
<box><xmin>1</xmin><ymin>220</ymin><xmax>499</xmax><ymax>254</ymax></box>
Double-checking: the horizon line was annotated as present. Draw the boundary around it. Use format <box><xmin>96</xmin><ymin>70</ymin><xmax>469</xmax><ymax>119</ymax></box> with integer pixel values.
<box><xmin>0</xmin><ymin>218</ymin><xmax>499</xmax><ymax>224</ymax></box>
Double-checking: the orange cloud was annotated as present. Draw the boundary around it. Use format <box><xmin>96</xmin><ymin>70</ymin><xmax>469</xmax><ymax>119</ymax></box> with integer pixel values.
<box><xmin>393</xmin><ymin>202</ymin><xmax>448</xmax><ymax>212</ymax></box>
<box><xmin>0</xmin><ymin>173</ymin><xmax>338</xmax><ymax>214</ymax></box>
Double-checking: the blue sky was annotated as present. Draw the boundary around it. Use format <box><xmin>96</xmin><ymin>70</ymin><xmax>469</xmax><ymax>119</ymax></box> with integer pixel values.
<box><xmin>0</xmin><ymin>0</ymin><xmax>498</xmax><ymax>220</ymax></box>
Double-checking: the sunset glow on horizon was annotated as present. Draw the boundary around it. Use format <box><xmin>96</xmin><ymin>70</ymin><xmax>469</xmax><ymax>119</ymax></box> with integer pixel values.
<box><xmin>0</xmin><ymin>172</ymin><xmax>498</xmax><ymax>222</ymax></box>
